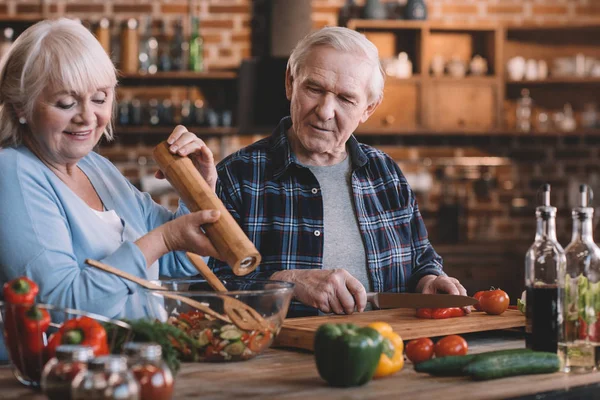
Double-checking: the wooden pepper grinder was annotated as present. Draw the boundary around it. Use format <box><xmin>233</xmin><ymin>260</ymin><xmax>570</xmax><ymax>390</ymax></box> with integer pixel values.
<box><xmin>153</xmin><ymin>141</ymin><xmax>261</xmax><ymax>276</ymax></box>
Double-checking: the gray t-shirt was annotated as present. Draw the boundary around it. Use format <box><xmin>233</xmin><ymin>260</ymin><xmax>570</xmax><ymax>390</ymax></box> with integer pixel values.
<box><xmin>305</xmin><ymin>156</ymin><xmax>371</xmax><ymax>292</ymax></box>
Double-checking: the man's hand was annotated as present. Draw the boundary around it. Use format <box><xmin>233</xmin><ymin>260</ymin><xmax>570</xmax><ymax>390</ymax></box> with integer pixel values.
<box><xmin>271</xmin><ymin>269</ymin><xmax>367</xmax><ymax>314</ymax></box>
<box><xmin>416</xmin><ymin>274</ymin><xmax>471</xmax><ymax>314</ymax></box>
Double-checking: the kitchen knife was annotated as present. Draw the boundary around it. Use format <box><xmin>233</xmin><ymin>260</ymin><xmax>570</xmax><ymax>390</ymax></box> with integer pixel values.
<box><xmin>366</xmin><ymin>292</ymin><xmax>478</xmax><ymax>309</ymax></box>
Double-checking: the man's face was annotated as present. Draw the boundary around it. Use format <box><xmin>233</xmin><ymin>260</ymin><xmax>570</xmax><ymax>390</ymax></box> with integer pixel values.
<box><xmin>286</xmin><ymin>46</ymin><xmax>380</xmax><ymax>164</ymax></box>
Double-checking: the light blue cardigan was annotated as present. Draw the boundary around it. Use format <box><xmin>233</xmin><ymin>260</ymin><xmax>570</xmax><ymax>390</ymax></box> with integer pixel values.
<box><xmin>0</xmin><ymin>145</ymin><xmax>200</xmax><ymax>360</ymax></box>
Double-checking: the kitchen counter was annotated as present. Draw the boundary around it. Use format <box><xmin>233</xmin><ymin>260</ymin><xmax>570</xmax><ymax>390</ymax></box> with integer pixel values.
<box><xmin>2</xmin><ymin>330</ymin><xmax>600</xmax><ymax>400</ymax></box>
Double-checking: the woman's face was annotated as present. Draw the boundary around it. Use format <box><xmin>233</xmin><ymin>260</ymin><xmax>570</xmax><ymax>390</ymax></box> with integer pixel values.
<box><xmin>26</xmin><ymin>85</ymin><xmax>114</xmax><ymax>167</ymax></box>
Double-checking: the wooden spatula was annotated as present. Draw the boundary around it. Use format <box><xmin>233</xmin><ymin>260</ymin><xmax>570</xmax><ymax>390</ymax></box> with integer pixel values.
<box><xmin>84</xmin><ymin>259</ymin><xmax>231</xmax><ymax>323</ymax></box>
<box><xmin>186</xmin><ymin>252</ymin><xmax>271</xmax><ymax>332</ymax></box>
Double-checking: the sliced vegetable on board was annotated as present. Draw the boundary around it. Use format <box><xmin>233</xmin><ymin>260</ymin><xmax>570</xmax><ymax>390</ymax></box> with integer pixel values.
<box><xmin>416</xmin><ymin>308</ymin><xmax>465</xmax><ymax>319</ymax></box>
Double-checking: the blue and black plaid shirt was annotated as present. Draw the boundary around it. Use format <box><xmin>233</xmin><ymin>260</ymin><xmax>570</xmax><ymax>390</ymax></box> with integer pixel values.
<box><xmin>210</xmin><ymin>117</ymin><xmax>444</xmax><ymax>316</ymax></box>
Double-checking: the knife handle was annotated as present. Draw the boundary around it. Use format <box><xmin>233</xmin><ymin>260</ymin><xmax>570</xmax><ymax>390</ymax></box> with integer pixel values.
<box><xmin>366</xmin><ymin>292</ymin><xmax>379</xmax><ymax>309</ymax></box>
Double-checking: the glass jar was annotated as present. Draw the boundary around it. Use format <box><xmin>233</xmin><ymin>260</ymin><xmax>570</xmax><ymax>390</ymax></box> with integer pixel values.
<box><xmin>71</xmin><ymin>355</ymin><xmax>140</xmax><ymax>400</ymax></box>
<box><xmin>124</xmin><ymin>343</ymin><xmax>174</xmax><ymax>400</ymax></box>
<box><xmin>41</xmin><ymin>345</ymin><xmax>94</xmax><ymax>400</ymax></box>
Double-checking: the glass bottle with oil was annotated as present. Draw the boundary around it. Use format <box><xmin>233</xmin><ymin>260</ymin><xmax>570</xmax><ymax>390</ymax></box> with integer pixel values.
<box><xmin>559</xmin><ymin>184</ymin><xmax>600</xmax><ymax>372</ymax></box>
<box><xmin>525</xmin><ymin>184</ymin><xmax>566</xmax><ymax>354</ymax></box>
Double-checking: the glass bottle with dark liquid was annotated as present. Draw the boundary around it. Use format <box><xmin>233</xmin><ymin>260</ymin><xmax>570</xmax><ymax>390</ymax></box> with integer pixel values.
<box><xmin>559</xmin><ymin>184</ymin><xmax>600</xmax><ymax>372</ymax></box>
<box><xmin>525</xmin><ymin>184</ymin><xmax>566</xmax><ymax>353</ymax></box>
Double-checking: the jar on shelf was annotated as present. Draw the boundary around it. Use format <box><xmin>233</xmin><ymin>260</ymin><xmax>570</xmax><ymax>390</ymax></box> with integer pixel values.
<box><xmin>41</xmin><ymin>345</ymin><xmax>94</xmax><ymax>400</ymax></box>
<box><xmin>124</xmin><ymin>342</ymin><xmax>174</xmax><ymax>400</ymax></box>
<box><xmin>71</xmin><ymin>355</ymin><xmax>140</xmax><ymax>400</ymax></box>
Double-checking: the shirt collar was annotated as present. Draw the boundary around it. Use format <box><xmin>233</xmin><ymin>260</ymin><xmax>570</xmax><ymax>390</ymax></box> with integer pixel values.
<box><xmin>269</xmin><ymin>116</ymin><xmax>368</xmax><ymax>180</ymax></box>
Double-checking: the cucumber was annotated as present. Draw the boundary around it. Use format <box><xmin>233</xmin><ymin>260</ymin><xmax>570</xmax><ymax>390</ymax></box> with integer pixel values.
<box><xmin>224</xmin><ymin>341</ymin><xmax>246</xmax><ymax>356</ymax></box>
<box><xmin>220</xmin><ymin>329</ymin><xmax>243</xmax><ymax>341</ymax></box>
<box><xmin>414</xmin><ymin>349</ymin><xmax>533</xmax><ymax>376</ymax></box>
<box><xmin>464</xmin><ymin>351</ymin><xmax>560</xmax><ymax>380</ymax></box>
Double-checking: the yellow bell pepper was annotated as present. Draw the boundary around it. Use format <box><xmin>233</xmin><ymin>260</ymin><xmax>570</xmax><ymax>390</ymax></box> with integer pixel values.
<box><xmin>367</xmin><ymin>322</ymin><xmax>404</xmax><ymax>378</ymax></box>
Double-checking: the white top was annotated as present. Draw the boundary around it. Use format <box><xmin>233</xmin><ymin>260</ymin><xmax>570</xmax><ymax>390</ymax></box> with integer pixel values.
<box><xmin>92</xmin><ymin>208</ymin><xmax>124</xmax><ymax>237</ymax></box>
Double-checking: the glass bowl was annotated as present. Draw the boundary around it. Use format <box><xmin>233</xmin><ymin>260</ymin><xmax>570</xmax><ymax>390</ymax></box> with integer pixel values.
<box><xmin>0</xmin><ymin>301</ymin><xmax>131</xmax><ymax>387</ymax></box>
<box><xmin>143</xmin><ymin>278</ymin><xmax>294</xmax><ymax>362</ymax></box>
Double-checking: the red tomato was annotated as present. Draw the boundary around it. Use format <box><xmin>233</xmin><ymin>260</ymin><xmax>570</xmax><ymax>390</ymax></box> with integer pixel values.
<box><xmin>473</xmin><ymin>291</ymin><xmax>485</xmax><ymax>311</ymax></box>
<box><xmin>434</xmin><ymin>335</ymin><xmax>468</xmax><ymax>358</ymax></box>
<box><xmin>405</xmin><ymin>337</ymin><xmax>434</xmax><ymax>364</ymax></box>
<box><xmin>479</xmin><ymin>289</ymin><xmax>510</xmax><ymax>315</ymax></box>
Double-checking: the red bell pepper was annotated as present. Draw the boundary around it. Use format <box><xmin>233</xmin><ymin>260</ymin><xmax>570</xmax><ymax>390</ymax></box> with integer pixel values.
<box><xmin>2</xmin><ymin>277</ymin><xmax>40</xmax><ymax>377</ymax></box>
<box><xmin>3</xmin><ymin>277</ymin><xmax>39</xmax><ymax>305</ymax></box>
<box><xmin>21</xmin><ymin>305</ymin><xmax>51</xmax><ymax>381</ymax></box>
<box><xmin>416</xmin><ymin>307</ymin><xmax>465</xmax><ymax>319</ymax></box>
<box><xmin>46</xmin><ymin>316</ymin><xmax>109</xmax><ymax>359</ymax></box>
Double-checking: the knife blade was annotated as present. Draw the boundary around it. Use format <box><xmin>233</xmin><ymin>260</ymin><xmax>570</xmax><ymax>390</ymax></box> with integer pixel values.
<box><xmin>366</xmin><ymin>293</ymin><xmax>478</xmax><ymax>309</ymax></box>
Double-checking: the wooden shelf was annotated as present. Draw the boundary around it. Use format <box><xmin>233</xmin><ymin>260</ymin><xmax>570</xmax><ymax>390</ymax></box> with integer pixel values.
<box><xmin>354</xmin><ymin>128</ymin><xmax>600</xmax><ymax>136</ymax></box>
<box><xmin>506</xmin><ymin>77</ymin><xmax>600</xmax><ymax>85</ymax></box>
<box><xmin>429</xmin><ymin>76</ymin><xmax>499</xmax><ymax>84</ymax></box>
<box><xmin>348</xmin><ymin>19</ymin><xmax>425</xmax><ymax>30</ymax></box>
<box><xmin>348</xmin><ymin>19</ymin><xmax>498</xmax><ymax>31</ymax></box>
<box><xmin>119</xmin><ymin>71</ymin><xmax>237</xmax><ymax>80</ymax></box>
<box><xmin>115</xmin><ymin>125</ymin><xmax>237</xmax><ymax>136</ymax></box>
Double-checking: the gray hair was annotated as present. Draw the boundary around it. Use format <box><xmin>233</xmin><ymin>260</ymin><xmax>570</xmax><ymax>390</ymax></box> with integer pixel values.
<box><xmin>0</xmin><ymin>18</ymin><xmax>117</xmax><ymax>148</ymax></box>
<box><xmin>287</xmin><ymin>26</ymin><xmax>385</xmax><ymax>104</ymax></box>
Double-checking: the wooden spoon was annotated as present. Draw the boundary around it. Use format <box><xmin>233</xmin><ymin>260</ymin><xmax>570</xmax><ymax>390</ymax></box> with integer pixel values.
<box><xmin>84</xmin><ymin>259</ymin><xmax>231</xmax><ymax>324</ymax></box>
<box><xmin>186</xmin><ymin>252</ymin><xmax>271</xmax><ymax>332</ymax></box>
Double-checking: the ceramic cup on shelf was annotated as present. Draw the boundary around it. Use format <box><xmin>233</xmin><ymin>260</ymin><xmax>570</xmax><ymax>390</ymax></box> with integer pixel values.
<box><xmin>507</xmin><ymin>56</ymin><xmax>526</xmax><ymax>81</ymax></box>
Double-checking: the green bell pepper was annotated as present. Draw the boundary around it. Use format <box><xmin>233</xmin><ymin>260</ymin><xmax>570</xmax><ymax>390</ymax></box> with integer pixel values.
<box><xmin>314</xmin><ymin>323</ymin><xmax>383</xmax><ymax>387</ymax></box>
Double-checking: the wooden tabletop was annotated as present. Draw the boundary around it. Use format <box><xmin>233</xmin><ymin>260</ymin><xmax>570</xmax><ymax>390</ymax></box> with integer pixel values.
<box><xmin>1</xmin><ymin>330</ymin><xmax>600</xmax><ymax>400</ymax></box>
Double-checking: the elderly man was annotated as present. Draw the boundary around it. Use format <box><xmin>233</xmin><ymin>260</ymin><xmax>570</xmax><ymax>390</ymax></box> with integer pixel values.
<box><xmin>210</xmin><ymin>26</ymin><xmax>466</xmax><ymax>316</ymax></box>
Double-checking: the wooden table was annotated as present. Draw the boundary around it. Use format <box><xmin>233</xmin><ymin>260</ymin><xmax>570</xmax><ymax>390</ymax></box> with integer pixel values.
<box><xmin>1</xmin><ymin>330</ymin><xmax>600</xmax><ymax>400</ymax></box>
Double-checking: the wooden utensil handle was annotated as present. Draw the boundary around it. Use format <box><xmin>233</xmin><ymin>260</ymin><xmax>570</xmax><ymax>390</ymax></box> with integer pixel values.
<box><xmin>186</xmin><ymin>252</ymin><xmax>228</xmax><ymax>292</ymax></box>
<box><xmin>153</xmin><ymin>141</ymin><xmax>261</xmax><ymax>276</ymax></box>
<box><xmin>85</xmin><ymin>259</ymin><xmax>164</xmax><ymax>290</ymax></box>
<box><xmin>84</xmin><ymin>259</ymin><xmax>231</xmax><ymax>323</ymax></box>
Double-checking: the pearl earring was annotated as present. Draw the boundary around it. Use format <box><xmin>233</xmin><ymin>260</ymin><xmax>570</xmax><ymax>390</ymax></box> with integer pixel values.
<box><xmin>18</xmin><ymin>116</ymin><xmax>26</xmax><ymax>125</ymax></box>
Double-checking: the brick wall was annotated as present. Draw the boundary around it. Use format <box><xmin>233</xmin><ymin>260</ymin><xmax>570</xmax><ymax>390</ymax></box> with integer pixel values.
<box><xmin>5</xmin><ymin>0</ymin><xmax>600</xmax><ymax>246</ymax></box>
<box><xmin>1</xmin><ymin>0</ymin><xmax>251</xmax><ymax>70</ymax></box>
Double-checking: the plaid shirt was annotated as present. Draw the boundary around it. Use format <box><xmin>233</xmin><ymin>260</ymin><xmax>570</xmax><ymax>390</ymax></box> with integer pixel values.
<box><xmin>211</xmin><ymin>117</ymin><xmax>444</xmax><ymax>316</ymax></box>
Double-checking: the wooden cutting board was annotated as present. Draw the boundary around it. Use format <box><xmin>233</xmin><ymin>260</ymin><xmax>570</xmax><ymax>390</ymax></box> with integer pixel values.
<box><xmin>273</xmin><ymin>309</ymin><xmax>525</xmax><ymax>351</ymax></box>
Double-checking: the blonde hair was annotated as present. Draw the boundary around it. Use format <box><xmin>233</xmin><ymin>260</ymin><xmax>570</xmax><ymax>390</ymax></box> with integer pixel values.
<box><xmin>0</xmin><ymin>18</ymin><xmax>117</xmax><ymax>148</ymax></box>
<box><xmin>287</xmin><ymin>26</ymin><xmax>385</xmax><ymax>104</ymax></box>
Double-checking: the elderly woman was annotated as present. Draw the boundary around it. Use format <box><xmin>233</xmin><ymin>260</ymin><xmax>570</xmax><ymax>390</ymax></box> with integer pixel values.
<box><xmin>0</xmin><ymin>18</ymin><xmax>220</xmax><ymax>327</ymax></box>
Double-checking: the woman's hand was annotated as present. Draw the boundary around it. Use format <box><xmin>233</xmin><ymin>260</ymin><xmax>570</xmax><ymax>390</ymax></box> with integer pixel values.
<box><xmin>135</xmin><ymin>210</ymin><xmax>222</xmax><ymax>267</ymax></box>
<box><xmin>155</xmin><ymin>125</ymin><xmax>218</xmax><ymax>191</ymax></box>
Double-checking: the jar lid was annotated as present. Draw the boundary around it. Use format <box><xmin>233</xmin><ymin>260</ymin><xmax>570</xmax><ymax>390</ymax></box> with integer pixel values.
<box><xmin>89</xmin><ymin>355</ymin><xmax>128</xmax><ymax>373</ymax></box>
<box><xmin>124</xmin><ymin>342</ymin><xmax>162</xmax><ymax>360</ymax></box>
<box><xmin>56</xmin><ymin>345</ymin><xmax>94</xmax><ymax>362</ymax></box>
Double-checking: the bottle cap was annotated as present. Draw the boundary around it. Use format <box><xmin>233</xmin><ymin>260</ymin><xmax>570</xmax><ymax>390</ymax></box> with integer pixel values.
<box><xmin>56</xmin><ymin>345</ymin><xmax>94</xmax><ymax>362</ymax></box>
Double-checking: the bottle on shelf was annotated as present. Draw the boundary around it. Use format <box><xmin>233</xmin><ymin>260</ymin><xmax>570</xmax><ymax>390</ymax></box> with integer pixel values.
<box><xmin>189</xmin><ymin>16</ymin><xmax>204</xmax><ymax>72</ymax></box>
<box><xmin>525</xmin><ymin>183</ymin><xmax>566</xmax><ymax>354</ymax></box>
<box><xmin>94</xmin><ymin>18</ymin><xmax>111</xmax><ymax>55</ymax></box>
<box><xmin>0</xmin><ymin>27</ymin><xmax>14</xmax><ymax>61</ymax></box>
<box><xmin>120</xmin><ymin>18</ymin><xmax>139</xmax><ymax>74</ymax></box>
<box><xmin>158</xmin><ymin>20</ymin><xmax>172</xmax><ymax>72</ymax></box>
<box><xmin>171</xmin><ymin>17</ymin><xmax>185</xmax><ymax>71</ymax></box>
<box><xmin>516</xmin><ymin>88</ymin><xmax>533</xmax><ymax>132</ymax></box>
<box><xmin>139</xmin><ymin>16</ymin><xmax>158</xmax><ymax>74</ymax></box>
<box><xmin>559</xmin><ymin>184</ymin><xmax>600</xmax><ymax>372</ymax></box>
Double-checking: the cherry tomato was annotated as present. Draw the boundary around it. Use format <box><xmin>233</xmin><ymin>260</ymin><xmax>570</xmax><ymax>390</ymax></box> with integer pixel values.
<box><xmin>431</xmin><ymin>307</ymin><xmax>465</xmax><ymax>319</ymax></box>
<box><xmin>473</xmin><ymin>291</ymin><xmax>485</xmax><ymax>311</ymax></box>
<box><xmin>405</xmin><ymin>337</ymin><xmax>434</xmax><ymax>364</ymax></box>
<box><xmin>434</xmin><ymin>335</ymin><xmax>468</xmax><ymax>358</ymax></box>
<box><xmin>479</xmin><ymin>289</ymin><xmax>510</xmax><ymax>315</ymax></box>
